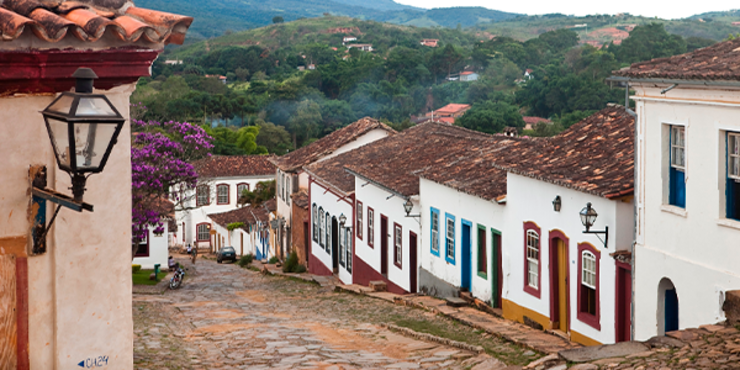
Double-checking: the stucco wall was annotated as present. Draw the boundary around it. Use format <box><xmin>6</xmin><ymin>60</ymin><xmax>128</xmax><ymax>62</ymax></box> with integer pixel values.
<box><xmin>291</xmin><ymin>204</ymin><xmax>310</xmax><ymax>266</ymax></box>
<box><xmin>632</xmin><ymin>85</ymin><xmax>740</xmax><ymax>340</ymax></box>
<box><xmin>0</xmin><ymin>84</ymin><xmax>135</xmax><ymax>369</ymax></box>
<box><xmin>132</xmin><ymin>223</ymin><xmax>169</xmax><ymax>270</ymax></box>
<box><xmin>309</xmin><ymin>179</ymin><xmax>353</xmax><ymax>285</ymax></box>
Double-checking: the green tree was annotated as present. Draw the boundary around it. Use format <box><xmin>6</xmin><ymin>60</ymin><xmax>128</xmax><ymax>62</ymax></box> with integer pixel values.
<box><xmin>272</xmin><ymin>16</ymin><xmax>284</xmax><ymax>24</ymax></box>
<box><xmin>456</xmin><ymin>100</ymin><xmax>524</xmax><ymax>134</ymax></box>
<box><xmin>255</xmin><ymin>119</ymin><xmax>293</xmax><ymax>154</ymax></box>
<box><xmin>287</xmin><ymin>100</ymin><xmax>322</xmax><ymax>148</ymax></box>
<box><xmin>611</xmin><ymin>23</ymin><xmax>687</xmax><ymax>64</ymax></box>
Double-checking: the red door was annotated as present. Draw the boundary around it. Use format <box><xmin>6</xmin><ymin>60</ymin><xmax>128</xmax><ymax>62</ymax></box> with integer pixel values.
<box><xmin>380</xmin><ymin>215</ymin><xmax>388</xmax><ymax>276</ymax></box>
<box><xmin>409</xmin><ymin>231</ymin><xmax>417</xmax><ymax>293</ymax></box>
<box><xmin>615</xmin><ymin>262</ymin><xmax>632</xmax><ymax>342</ymax></box>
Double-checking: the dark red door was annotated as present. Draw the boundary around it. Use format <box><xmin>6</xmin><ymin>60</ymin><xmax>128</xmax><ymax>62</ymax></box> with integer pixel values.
<box><xmin>303</xmin><ymin>221</ymin><xmax>309</xmax><ymax>265</ymax></box>
<box><xmin>615</xmin><ymin>262</ymin><xmax>632</xmax><ymax>342</ymax></box>
<box><xmin>409</xmin><ymin>231</ymin><xmax>418</xmax><ymax>293</ymax></box>
<box><xmin>380</xmin><ymin>215</ymin><xmax>388</xmax><ymax>276</ymax></box>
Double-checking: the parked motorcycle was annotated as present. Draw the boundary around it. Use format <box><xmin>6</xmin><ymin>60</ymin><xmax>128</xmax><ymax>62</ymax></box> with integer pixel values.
<box><xmin>169</xmin><ymin>265</ymin><xmax>185</xmax><ymax>289</ymax></box>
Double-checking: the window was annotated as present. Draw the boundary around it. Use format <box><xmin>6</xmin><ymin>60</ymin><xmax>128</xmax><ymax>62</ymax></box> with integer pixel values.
<box><xmin>312</xmin><ymin>204</ymin><xmax>318</xmax><ymax>242</ymax></box>
<box><xmin>477</xmin><ymin>225</ymin><xmax>487</xmax><ymax>278</ymax></box>
<box><xmin>325</xmin><ymin>213</ymin><xmax>331</xmax><ymax>253</ymax></box>
<box><xmin>339</xmin><ymin>225</ymin><xmax>346</xmax><ymax>267</ymax></box>
<box><xmin>197</xmin><ymin>223</ymin><xmax>210</xmax><ymax>241</ymax></box>
<box><xmin>367</xmin><ymin>207</ymin><xmax>375</xmax><ymax>247</ymax></box>
<box><xmin>346</xmin><ymin>228</ymin><xmax>353</xmax><ymax>272</ymax></box>
<box><xmin>286</xmin><ymin>176</ymin><xmax>291</xmax><ymax>206</ymax></box>
<box><xmin>430</xmin><ymin>208</ymin><xmax>440</xmax><ymax>256</ymax></box>
<box><xmin>669</xmin><ymin>125</ymin><xmax>686</xmax><ymax>208</ymax></box>
<box><xmin>445</xmin><ymin>214</ymin><xmax>455</xmax><ymax>264</ymax></box>
<box><xmin>319</xmin><ymin>207</ymin><xmax>325</xmax><ymax>248</ymax></box>
<box><xmin>134</xmin><ymin>233</ymin><xmax>149</xmax><ymax>257</ymax></box>
<box><xmin>577</xmin><ymin>243</ymin><xmax>600</xmax><ymax>330</ymax></box>
<box><xmin>523</xmin><ymin>222</ymin><xmax>541</xmax><ymax>298</ymax></box>
<box><xmin>727</xmin><ymin>133</ymin><xmax>740</xmax><ymax>220</ymax></box>
<box><xmin>196</xmin><ymin>185</ymin><xmax>210</xmax><ymax>206</ymax></box>
<box><xmin>216</xmin><ymin>184</ymin><xmax>229</xmax><ymax>205</ymax></box>
<box><xmin>237</xmin><ymin>183</ymin><xmax>250</xmax><ymax>198</ymax></box>
<box><xmin>356</xmin><ymin>201</ymin><xmax>363</xmax><ymax>240</ymax></box>
<box><xmin>394</xmin><ymin>223</ymin><xmax>402</xmax><ymax>268</ymax></box>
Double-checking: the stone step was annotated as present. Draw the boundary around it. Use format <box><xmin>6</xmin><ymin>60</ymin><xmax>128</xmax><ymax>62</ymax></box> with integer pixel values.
<box><xmin>445</xmin><ymin>297</ymin><xmax>468</xmax><ymax>307</ymax></box>
<box><xmin>369</xmin><ymin>280</ymin><xmax>387</xmax><ymax>292</ymax></box>
<box><xmin>460</xmin><ymin>291</ymin><xmax>474</xmax><ymax>303</ymax></box>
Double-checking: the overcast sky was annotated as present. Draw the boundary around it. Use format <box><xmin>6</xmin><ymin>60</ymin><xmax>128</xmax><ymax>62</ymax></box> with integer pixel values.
<box><xmin>393</xmin><ymin>0</ymin><xmax>737</xmax><ymax>20</ymax></box>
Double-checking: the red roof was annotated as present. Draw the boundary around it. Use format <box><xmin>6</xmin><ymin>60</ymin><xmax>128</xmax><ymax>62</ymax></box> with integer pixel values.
<box><xmin>460</xmin><ymin>71</ymin><xmax>474</xmax><ymax>75</ymax></box>
<box><xmin>434</xmin><ymin>103</ymin><xmax>470</xmax><ymax>115</ymax></box>
<box><xmin>522</xmin><ymin>116</ymin><xmax>551</xmax><ymax>125</ymax></box>
<box><xmin>192</xmin><ymin>155</ymin><xmax>276</xmax><ymax>179</ymax></box>
<box><xmin>0</xmin><ymin>0</ymin><xmax>193</xmax><ymax>44</ymax></box>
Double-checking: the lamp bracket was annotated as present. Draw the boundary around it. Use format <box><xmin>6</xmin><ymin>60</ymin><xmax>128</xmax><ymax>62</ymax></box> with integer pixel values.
<box><xmin>583</xmin><ymin>225</ymin><xmax>608</xmax><ymax>249</ymax></box>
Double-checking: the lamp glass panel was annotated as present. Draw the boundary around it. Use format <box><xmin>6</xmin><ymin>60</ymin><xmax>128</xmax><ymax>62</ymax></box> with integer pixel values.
<box><xmin>46</xmin><ymin>94</ymin><xmax>75</xmax><ymax>115</ymax></box>
<box><xmin>46</xmin><ymin>117</ymin><xmax>71</xmax><ymax>168</ymax></box>
<box><xmin>580</xmin><ymin>209</ymin><xmax>589</xmax><ymax>227</ymax></box>
<box><xmin>75</xmin><ymin>97</ymin><xmax>118</xmax><ymax>117</ymax></box>
<box><xmin>404</xmin><ymin>200</ymin><xmax>413</xmax><ymax>214</ymax></box>
<box><xmin>72</xmin><ymin>122</ymin><xmax>118</xmax><ymax>170</ymax></box>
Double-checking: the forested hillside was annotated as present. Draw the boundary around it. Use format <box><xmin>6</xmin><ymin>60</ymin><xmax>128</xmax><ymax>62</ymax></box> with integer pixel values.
<box><xmin>133</xmin><ymin>16</ymin><xmax>710</xmax><ymax>157</ymax></box>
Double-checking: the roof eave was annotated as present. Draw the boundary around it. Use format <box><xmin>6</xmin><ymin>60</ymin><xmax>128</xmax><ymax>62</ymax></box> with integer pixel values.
<box><xmin>608</xmin><ymin>75</ymin><xmax>740</xmax><ymax>88</ymax></box>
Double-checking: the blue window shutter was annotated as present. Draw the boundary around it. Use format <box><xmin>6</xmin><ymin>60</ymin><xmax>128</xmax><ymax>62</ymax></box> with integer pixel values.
<box><xmin>670</xmin><ymin>168</ymin><xmax>686</xmax><ymax>208</ymax></box>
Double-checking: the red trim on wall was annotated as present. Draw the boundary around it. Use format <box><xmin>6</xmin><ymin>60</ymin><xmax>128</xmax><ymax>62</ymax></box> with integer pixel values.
<box><xmin>0</xmin><ymin>48</ymin><xmax>160</xmax><ymax>94</ymax></box>
<box><xmin>16</xmin><ymin>257</ymin><xmax>29</xmax><ymax>370</ymax></box>
<box><xmin>216</xmin><ymin>183</ymin><xmax>230</xmax><ymax>205</ymax></box>
<box><xmin>352</xmin><ymin>253</ymin><xmax>408</xmax><ymax>295</ymax></box>
<box><xmin>615</xmin><ymin>260</ymin><xmax>632</xmax><ymax>342</ymax></box>
<box><xmin>577</xmin><ymin>242</ymin><xmax>601</xmax><ymax>330</ymax></box>
<box><xmin>548</xmin><ymin>229</ymin><xmax>571</xmax><ymax>332</ymax></box>
<box><xmin>134</xmin><ymin>232</ymin><xmax>150</xmax><ymax>257</ymax></box>
<box><xmin>393</xmin><ymin>222</ymin><xmax>403</xmax><ymax>269</ymax></box>
<box><xmin>308</xmin><ymin>252</ymin><xmax>333</xmax><ymax>276</ymax></box>
<box><xmin>367</xmin><ymin>207</ymin><xmax>375</xmax><ymax>248</ymax></box>
<box><xmin>196</xmin><ymin>222</ymin><xmax>211</xmax><ymax>242</ymax></box>
<box><xmin>523</xmin><ymin>221</ymin><xmax>541</xmax><ymax>299</ymax></box>
<box><xmin>356</xmin><ymin>201</ymin><xmax>363</xmax><ymax>241</ymax></box>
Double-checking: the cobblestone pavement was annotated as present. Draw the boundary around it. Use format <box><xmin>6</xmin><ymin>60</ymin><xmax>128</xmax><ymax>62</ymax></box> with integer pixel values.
<box><xmin>134</xmin><ymin>258</ymin><xmax>535</xmax><ymax>369</ymax></box>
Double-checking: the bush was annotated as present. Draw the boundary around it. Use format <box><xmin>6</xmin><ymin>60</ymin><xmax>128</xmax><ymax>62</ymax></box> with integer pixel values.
<box><xmin>132</xmin><ymin>264</ymin><xmax>142</xmax><ymax>274</ymax></box>
<box><xmin>268</xmin><ymin>256</ymin><xmax>280</xmax><ymax>264</ymax></box>
<box><xmin>237</xmin><ymin>253</ymin><xmax>254</xmax><ymax>267</ymax></box>
<box><xmin>282</xmin><ymin>252</ymin><xmax>298</xmax><ymax>273</ymax></box>
<box><xmin>293</xmin><ymin>264</ymin><xmax>307</xmax><ymax>273</ymax></box>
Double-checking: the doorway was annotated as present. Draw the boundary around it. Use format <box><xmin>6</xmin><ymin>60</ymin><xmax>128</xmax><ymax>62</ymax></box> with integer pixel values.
<box><xmin>659</xmin><ymin>278</ymin><xmax>679</xmax><ymax>334</ymax></box>
<box><xmin>461</xmin><ymin>220</ymin><xmax>472</xmax><ymax>291</ymax></box>
<box><xmin>332</xmin><ymin>217</ymin><xmax>339</xmax><ymax>270</ymax></box>
<box><xmin>303</xmin><ymin>221</ymin><xmax>310</xmax><ymax>265</ymax></box>
<box><xmin>491</xmin><ymin>230</ymin><xmax>503</xmax><ymax>308</ymax></box>
<box><xmin>615</xmin><ymin>262</ymin><xmax>632</xmax><ymax>342</ymax></box>
<box><xmin>409</xmin><ymin>231</ymin><xmax>418</xmax><ymax>293</ymax></box>
<box><xmin>549</xmin><ymin>232</ymin><xmax>570</xmax><ymax>334</ymax></box>
<box><xmin>380</xmin><ymin>215</ymin><xmax>388</xmax><ymax>276</ymax></box>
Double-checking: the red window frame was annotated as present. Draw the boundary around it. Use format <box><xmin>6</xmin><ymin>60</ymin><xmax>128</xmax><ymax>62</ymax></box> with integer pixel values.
<box><xmin>236</xmin><ymin>182</ymin><xmax>250</xmax><ymax>198</ymax></box>
<box><xmin>577</xmin><ymin>242</ymin><xmax>601</xmax><ymax>330</ymax></box>
<box><xmin>196</xmin><ymin>185</ymin><xmax>210</xmax><ymax>206</ymax></box>
<box><xmin>356</xmin><ymin>201</ymin><xmax>363</xmax><ymax>240</ymax></box>
<box><xmin>523</xmin><ymin>221</ymin><xmax>541</xmax><ymax>298</ymax></box>
<box><xmin>367</xmin><ymin>207</ymin><xmax>375</xmax><ymax>248</ymax></box>
<box><xmin>134</xmin><ymin>232</ymin><xmax>149</xmax><ymax>257</ymax></box>
<box><xmin>216</xmin><ymin>184</ymin><xmax>230</xmax><ymax>205</ymax></box>
<box><xmin>393</xmin><ymin>222</ymin><xmax>402</xmax><ymax>268</ymax></box>
<box><xmin>196</xmin><ymin>223</ymin><xmax>211</xmax><ymax>242</ymax></box>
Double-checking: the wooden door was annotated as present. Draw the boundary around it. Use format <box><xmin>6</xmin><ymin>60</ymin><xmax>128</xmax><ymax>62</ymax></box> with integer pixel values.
<box><xmin>380</xmin><ymin>215</ymin><xmax>388</xmax><ymax>276</ymax></box>
<box><xmin>0</xmin><ymin>255</ymin><xmax>17</xmax><ymax>368</ymax></box>
<box><xmin>461</xmin><ymin>222</ymin><xmax>472</xmax><ymax>290</ymax></box>
<box><xmin>665</xmin><ymin>289</ymin><xmax>679</xmax><ymax>332</ymax></box>
<box><xmin>491</xmin><ymin>231</ymin><xmax>502</xmax><ymax>308</ymax></box>
<box><xmin>615</xmin><ymin>263</ymin><xmax>632</xmax><ymax>342</ymax></box>
<box><xmin>557</xmin><ymin>240</ymin><xmax>568</xmax><ymax>332</ymax></box>
<box><xmin>409</xmin><ymin>231</ymin><xmax>418</xmax><ymax>293</ymax></box>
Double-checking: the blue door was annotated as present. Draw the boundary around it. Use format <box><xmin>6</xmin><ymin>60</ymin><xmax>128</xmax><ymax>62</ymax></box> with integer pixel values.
<box><xmin>461</xmin><ymin>221</ymin><xmax>472</xmax><ymax>290</ymax></box>
<box><xmin>665</xmin><ymin>288</ymin><xmax>679</xmax><ymax>333</ymax></box>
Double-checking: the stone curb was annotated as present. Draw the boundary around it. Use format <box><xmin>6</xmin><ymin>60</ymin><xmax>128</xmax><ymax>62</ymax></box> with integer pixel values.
<box><xmin>133</xmin><ymin>272</ymin><xmax>172</xmax><ymax>295</ymax></box>
<box><xmin>380</xmin><ymin>323</ymin><xmax>485</xmax><ymax>354</ymax></box>
<box><xmin>260</xmin><ymin>264</ymin><xmax>320</xmax><ymax>285</ymax></box>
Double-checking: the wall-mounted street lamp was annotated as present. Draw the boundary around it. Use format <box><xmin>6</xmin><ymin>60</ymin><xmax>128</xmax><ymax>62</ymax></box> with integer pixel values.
<box><xmin>338</xmin><ymin>213</ymin><xmax>347</xmax><ymax>226</ymax></box>
<box><xmin>552</xmin><ymin>195</ymin><xmax>562</xmax><ymax>212</ymax></box>
<box><xmin>403</xmin><ymin>199</ymin><xmax>420</xmax><ymax>218</ymax></box>
<box><xmin>579</xmin><ymin>202</ymin><xmax>608</xmax><ymax>248</ymax></box>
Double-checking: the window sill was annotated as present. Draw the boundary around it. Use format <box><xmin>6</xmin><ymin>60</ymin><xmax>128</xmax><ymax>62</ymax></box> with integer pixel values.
<box><xmin>524</xmin><ymin>285</ymin><xmax>540</xmax><ymax>299</ymax></box>
<box><xmin>577</xmin><ymin>312</ymin><xmax>601</xmax><ymax>331</ymax></box>
<box><xmin>718</xmin><ymin>218</ymin><xmax>740</xmax><ymax>231</ymax></box>
<box><xmin>477</xmin><ymin>272</ymin><xmax>488</xmax><ymax>280</ymax></box>
<box><xmin>660</xmin><ymin>204</ymin><xmax>687</xmax><ymax>218</ymax></box>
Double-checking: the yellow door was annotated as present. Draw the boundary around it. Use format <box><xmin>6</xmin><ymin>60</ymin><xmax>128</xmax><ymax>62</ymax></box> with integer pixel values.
<box><xmin>558</xmin><ymin>240</ymin><xmax>568</xmax><ymax>332</ymax></box>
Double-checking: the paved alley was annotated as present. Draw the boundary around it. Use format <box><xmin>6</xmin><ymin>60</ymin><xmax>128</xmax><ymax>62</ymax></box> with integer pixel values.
<box><xmin>133</xmin><ymin>258</ymin><xmax>534</xmax><ymax>369</ymax></box>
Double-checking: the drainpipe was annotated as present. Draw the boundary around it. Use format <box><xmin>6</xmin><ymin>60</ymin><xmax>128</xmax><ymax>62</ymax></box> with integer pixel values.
<box><xmin>627</xmin><ymin>82</ymin><xmax>637</xmax><ymax>342</ymax></box>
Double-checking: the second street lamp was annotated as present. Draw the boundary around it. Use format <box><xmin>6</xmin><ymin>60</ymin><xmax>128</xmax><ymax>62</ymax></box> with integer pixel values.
<box><xmin>579</xmin><ymin>202</ymin><xmax>608</xmax><ymax>248</ymax></box>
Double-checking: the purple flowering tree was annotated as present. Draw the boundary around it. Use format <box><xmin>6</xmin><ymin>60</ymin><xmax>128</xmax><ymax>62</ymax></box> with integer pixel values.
<box><xmin>131</xmin><ymin>116</ymin><xmax>213</xmax><ymax>257</ymax></box>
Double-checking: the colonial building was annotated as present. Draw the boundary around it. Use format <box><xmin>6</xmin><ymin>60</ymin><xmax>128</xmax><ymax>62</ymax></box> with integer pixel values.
<box><xmin>611</xmin><ymin>38</ymin><xmax>740</xmax><ymax>340</ymax></box>
<box><xmin>0</xmin><ymin>0</ymin><xmax>192</xmax><ymax>367</ymax></box>
<box><xmin>208</xmin><ymin>199</ymin><xmax>276</xmax><ymax>260</ymax></box>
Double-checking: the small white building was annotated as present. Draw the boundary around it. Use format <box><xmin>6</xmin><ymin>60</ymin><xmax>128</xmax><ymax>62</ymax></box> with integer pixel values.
<box><xmin>459</xmin><ymin>71</ymin><xmax>479</xmax><ymax>81</ymax></box>
<box><xmin>208</xmin><ymin>199</ymin><xmax>276</xmax><ymax>259</ymax></box>
<box><xmin>133</xmin><ymin>223</ymin><xmax>170</xmax><ymax>270</ymax></box>
<box><xmin>343</xmin><ymin>36</ymin><xmax>358</xmax><ymax>45</ymax></box>
<box><xmin>612</xmin><ymin>38</ymin><xmax>740</xmax><ymax>340</ymax></box>
<box><xmin>347</xmin><ymin>44</ymin><xmax>373</xmax><ymax>52</ymax></box>
<box><xmin>176</xmin><ymin>155</ymin><xmax>276</xmax><ymax>252</ymax></box>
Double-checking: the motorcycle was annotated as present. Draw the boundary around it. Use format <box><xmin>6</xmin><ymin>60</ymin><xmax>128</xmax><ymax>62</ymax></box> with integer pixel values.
<box><xmin>169</xmin><ymin>265</ymin><xmax>185</xmax><ymax>289</ymax></box>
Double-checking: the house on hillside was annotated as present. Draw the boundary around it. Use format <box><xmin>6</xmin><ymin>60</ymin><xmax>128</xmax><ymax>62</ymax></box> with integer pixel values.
<box><xmin>176</xmin><ymin>155</ymin><xmax>276</xmax><ymax>253</ymax></box>
<box><xmin>271</xmin><ymin>118</ymin><xmax>395</xmax><ymax>265</ymax></box>
<box><xmin>523</xmin><ymin>116</ymin><xmax>552</xmax><ymax>131</ymax></box>
<box><xmin>347</xmin><ymin>44</ymin><xmax>373</xmax><ymax>52</ymax></box>
<box><xmin>343</xmin><ymin>36</ymin><xmax>358</xmax><ymax>44</ymax></box>
<box><xmin>611</xmin><ymin>38</ymin><xmax>740</xmax><ymax>340</ymax></box>
<box><xmin>0</xmin><ymin>0</ymin><xmax>192</xmax><ymax>366</ymax></box>
<box><xmin>460</xmin><ymin>71</ymin><xmax>479</xmax><ymax>81</ymax></box>
<box><xmin>421</xmin><ymin>39</ymin><xmax>439</xmax><ymax>47</ymax></box>
<box><xmin>434</xmin><ymin>103</ymin><xmax>471</xmax><ymax>119</ymax></box>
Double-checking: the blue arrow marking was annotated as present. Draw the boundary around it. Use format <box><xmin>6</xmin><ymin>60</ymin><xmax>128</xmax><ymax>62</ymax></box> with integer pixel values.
<box><xmin>78</xmin><ymin>360</ymin><xmax>85</xmax><ymax>367</ymax></box>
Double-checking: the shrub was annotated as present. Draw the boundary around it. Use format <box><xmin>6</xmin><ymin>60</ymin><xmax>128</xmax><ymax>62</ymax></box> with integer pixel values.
<box><xmin>268</xmin><ymin>256</ymin><xmax>280</xmax><ymax>264</ymax></box>
<box><xmin>282</xmin><ymin>252</ymin><xmax>298</xmax><ymax>273</ymax></box>
<box><xmin>237</xmin><ymin>253</ymin><xmax>254</xmax><ymax>267</ymax></box>
<box><xmin>132</xmin><ymin>264</ymin><xmax>142</xmax><ymax>274</ymax></box>
<box><xmin>293</xmin><ymin>264</ymin><xmax>307</xmax><ymax>273</ymax></box>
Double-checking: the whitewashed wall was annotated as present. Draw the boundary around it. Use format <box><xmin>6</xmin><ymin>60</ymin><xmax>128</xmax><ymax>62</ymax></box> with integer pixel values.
<box><xmin>132</xmin><ymin>223</ymin><xmax>169</xmax><ymax>269</ymax></box>
<box><xmin>504</xmin><ymin>173</ymin><xmax>633</xmax><ymax>344</ymax></box>
<box><xmin>419</xmin><ymin>178</ymin><xmax>505</xmax><ymax>303</ymax></box>
<box><xmin>353</xmin><ymin>179</ymin><xmax>421</xmax><ymax>293</ymax></box>
<box><xmin>309</xmin><ymin>179</ymin><xmax>353</xmax><ymax>284</ymax></box>
<box><xmin>632</xmin><ymin>85</ymin><xmax>740</xmax><ymax>340</ymax></box>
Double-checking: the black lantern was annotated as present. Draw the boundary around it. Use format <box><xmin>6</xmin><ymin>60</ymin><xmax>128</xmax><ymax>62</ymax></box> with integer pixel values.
<box><xmin>552</xmin><ymin>196</ymin><xmax>562</xmax><ymax>212</ymax></box>
<box><xmin>403</xmin><ymin>199</ymin><xmax>413</xmax><ymax>216</ymax></box>
<box><xmin>41</xmin><ymin>68</ymin><xmax>125</xmax><ymax>202</ymax></box>
<box><xmin>338</xmin><ymin>213</ymin><xmax>347</xmax><ymax>226</ymax></box>
<box><xmin>579</xmin><ymin>202</ymin><xmax>608</xmax><ymax>248</ymax></box>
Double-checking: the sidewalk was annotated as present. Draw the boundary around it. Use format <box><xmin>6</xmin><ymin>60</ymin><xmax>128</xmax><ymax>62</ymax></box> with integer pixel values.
<box><xmin>337</xmin><ymin>284</ymin><xmax>581</xmax><ymax>355</ymax></box>
<box><xmin>256</xmin><ymin>261</ymin><xmax>341</xmax><ymax>289</ymax></box>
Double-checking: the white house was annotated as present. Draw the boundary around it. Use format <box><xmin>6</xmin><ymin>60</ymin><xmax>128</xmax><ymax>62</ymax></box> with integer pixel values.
<box><xmin>208</xmin><ymin>199</ymin><xmax>276</xmax><ymax>260</ymax></box>
<box><xmin>176</xmin><ymin>155</ymin><xmax>276</xmax><ymax>252</ymax></box>
<box><xmin>612</xmin><ymin>38</ymin><xmax>740</xmax><ymax>340</ymax></box>
<box><xmin>347</xmin><ymin>44</ymin><xmax>373</xmax><ymax>52</ymax></box>
<box><xmin>271</xmin><ymin>118</ymin><xmax>395</xmax><ymax>261</ymax></box>
<box><xmin>133</xmin><ymin>198</ymin><xmax>176</xmax><ymax>269</ymax></box>
<box><xmin>0</xmin><ymin>1</ymin><xmax>192</xmax><ymax>367</ymax></box>
<box><xmin>459</xmin><ymin>71</ymin><xmax>479</xmax><ymax>81</ymax></box>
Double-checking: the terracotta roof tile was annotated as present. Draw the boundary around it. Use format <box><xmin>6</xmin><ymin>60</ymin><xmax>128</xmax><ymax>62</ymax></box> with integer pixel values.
<box><xmin>209</xmin><ymin>199</ymin><xmax>276</xmax><ymax>231</ymax></box>
<box><xmin>613</xmin><ymin>38</ymin><xmax>740</xmax><ymax>81</ymax></box>
<box><xmin>435</xmin><ymin>103</ymin><xmax>470</xmax><ymax>115</ymax></box>
<box><xmin>192</xmin><ymin>155</ymin><xmax>276</xmax><ymax>179</ymax></box>
<box><xmin>272</xmin><ymin>117</ymin><xmax>396</xmax><ymax>172</ymax></box>
<box><xmin>0</xmin><ymin>0</ymin><xmax>192</xmax><ymax>44</ymax></box>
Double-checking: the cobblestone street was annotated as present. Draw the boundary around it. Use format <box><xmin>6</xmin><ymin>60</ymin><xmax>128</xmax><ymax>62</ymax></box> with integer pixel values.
<box><xmin>133</xmin><ymin>258</ymin><xmax>534</xmax><ymax>369</ymax></box>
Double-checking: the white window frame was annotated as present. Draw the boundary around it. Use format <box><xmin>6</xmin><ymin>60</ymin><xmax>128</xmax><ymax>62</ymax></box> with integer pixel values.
<box><xmin>526</xmin><ymin>230</ymin><xmax>539</xmax><ymax>289</ymax></box>
<box><xmin>237</xmin><ymin>183</ymin><xmax>249</xmax><ymax>197</ymax></box>
<box><xmin>312</xmin><ymin>204</ymin><xmax>318</xmax><ymax>242</ymax></box>
<box><xmin>582</xmin><ymin>251</ymin><xmax>596</xmax><ymax>289</ymax></box>
<box><xmin>367</xmin><ymin>208</ymin><xmax>375</xmax><ymax>246</ymax></box>
<box><xmin>431</xmin><ymin>211</ymin><xmax>439</xmax><ymax>253</ymax></box>
<box><xmin>197</xmin><ymin>224</ymin><xmax>210</xmax><ymax>241</ymax></box>
<box><xmin>671</xmin><ymin>125</ymin><xmax>686</xmax><ymax>171</ymax></box>
<box><xmin>729</xmin><ymin>132</ymin><xmax>740</xmax><ymax>180</ymax></box>
<box><xmin>356</xmin><ymin>202</ymin><xmax>363</xmax><ymax>239</ymax></box>
<box><xmin>217</xmin><ymin>184</ymin><xmax>229</xmax><ymax>204</ymax></box>
<box><xmin>346</xmin><ymin>228</ymin><xmax>353</xmax><ymax>272</ymax></box>
<box><xmin>319</xmin><ymin>208</ymin><xmax>325</xmax><ymax>247</ymax></box>
<box><xmin>446</xmin><ymin>218</ymin><xmax>454</xmax><ymax>260</ymax></box>
<box><xmin>339</xmin><ymin>225</ymin><xmax>345</xmax><ymax>266</ymax></box>
<box><xmin>325</xmin><ymin>213</ymin><xmax>331</xmax><ymax>254</ymax></box>
<box><xmin>394</xmin><ymin>224</ymin><xmax>402</xmax><ymax>266</ymax></box>
<box><xmin>196</xmin><ymin>185</ymin><xmax>210</xmax><ymax>206</ymax></box>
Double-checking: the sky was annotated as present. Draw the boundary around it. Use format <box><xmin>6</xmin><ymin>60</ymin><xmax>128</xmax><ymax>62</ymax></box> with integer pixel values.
<box><xmin>393</xmin><ymin>0</ymin><xmax>737</xmax><ymax>20</ymax></box>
